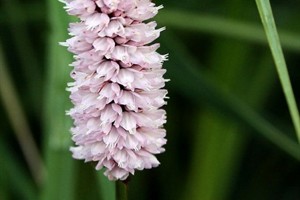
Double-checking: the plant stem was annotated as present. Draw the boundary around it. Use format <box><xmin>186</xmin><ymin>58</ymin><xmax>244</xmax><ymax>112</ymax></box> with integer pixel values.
<box><xmin>97</xmin><ymin>171</ymin><xmax>116</xmax><ymax>200</ymax></box>
<box><xmin>116</xmin><ymin>180</ymin><xmax>128</xmax><ymax>200</ymax></box>
<box><xmin>255</xmin><ymin>0</ymin><xmax>300</xmax><ymax>143</ymax></box>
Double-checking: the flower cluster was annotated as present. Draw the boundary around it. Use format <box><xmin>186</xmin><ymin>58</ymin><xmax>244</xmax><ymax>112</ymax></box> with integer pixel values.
<box><xmin>61</xmin><ymin>0</ymin><xmax>168</xmax><ymax>180</ymax></box>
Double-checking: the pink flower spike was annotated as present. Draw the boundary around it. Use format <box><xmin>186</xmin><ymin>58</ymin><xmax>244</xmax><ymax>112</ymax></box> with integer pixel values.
<box><xmin>62</xmin><ymin>0</ymin><xmax>168</xmax><ymax>181</ymax></box>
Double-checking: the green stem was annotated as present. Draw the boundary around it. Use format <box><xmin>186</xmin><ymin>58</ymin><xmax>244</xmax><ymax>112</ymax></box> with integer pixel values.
<box><xmin>255</xmin><ymin>0</ymin><xmax>300</xmax><ymax>143</ymax></box>
<box><xmin>116</xmin><ymin>181</ymin><xmax>128</xmax><ymax>200</ymax></box>
<box><xmin>97</xmin><ymin>171</ymin><xmax>116</xmax><ymax>200</ymax></box>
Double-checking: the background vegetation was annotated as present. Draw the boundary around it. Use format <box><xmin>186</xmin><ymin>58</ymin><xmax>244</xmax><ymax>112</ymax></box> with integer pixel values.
<box><xmin>0</xmin><ymin>0</ymin><xmax>300</xmax><ymax>199</ymax></box>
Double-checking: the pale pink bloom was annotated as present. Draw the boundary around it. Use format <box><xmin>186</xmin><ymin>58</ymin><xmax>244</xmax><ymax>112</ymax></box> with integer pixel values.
<box><xmin>62</xmin><ymin>0</ymin><xmax>168</xmax><ymax>180</ymax></box>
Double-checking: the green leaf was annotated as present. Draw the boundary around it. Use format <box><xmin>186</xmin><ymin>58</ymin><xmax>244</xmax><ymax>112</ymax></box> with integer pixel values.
<box><xmin>255</xmin><ymin>0</ymin><xmax>300</xmax><ymax>143</ymax></box>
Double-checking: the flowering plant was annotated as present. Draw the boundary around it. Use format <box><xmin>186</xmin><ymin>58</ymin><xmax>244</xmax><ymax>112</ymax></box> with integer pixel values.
<box><xmin>60</xmin><ymin>0</ymin><xmax>168</xmax><ymax>180</ymax></box>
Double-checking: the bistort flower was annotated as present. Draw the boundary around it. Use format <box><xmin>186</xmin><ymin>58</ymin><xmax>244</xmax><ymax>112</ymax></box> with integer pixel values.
<box><xmin>60</xmin><ymin>0</ymin><xmax>168</xmax><ymax>180</ymax></box>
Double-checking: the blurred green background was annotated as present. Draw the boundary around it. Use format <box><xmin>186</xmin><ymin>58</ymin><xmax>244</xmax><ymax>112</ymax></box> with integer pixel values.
<box><xmin>0</xmin><ymin>0</ymin><xmax>300</xmax><ymax>199</ymax></box>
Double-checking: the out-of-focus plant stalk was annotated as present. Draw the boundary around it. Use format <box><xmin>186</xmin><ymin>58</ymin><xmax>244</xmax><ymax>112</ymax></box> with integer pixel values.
<box><xmin>40</xmin><ymin>0</ymin><xmax>76</xmax><ymax>199</ymax></box>
<box><xmin>156</xmin><ymin>10</ymin><xmax>300</xmax><ymax>52</ymax></box>
<box><xmin>0</xmin><ymin>43</ymin><xmax>44</xmax><ymax>186</ymax></box>
<box><xmin>256</xmin><ymin>0</ymin><xmax>300</xmax><ymax>143</ymax></box>
<box><xmin>97</xmin><ymin>171</ymin><xmax>116</xmax><ymax>200</ymax></box>
<box><xmin>116</xmin><ymin>181</ymin><xmax>128</xmax><ymax>200</ymax></box>
<box><xmin>3</xmin><ymin>0</ymin><xmax>42</xmax><ymax>114</ymax></box>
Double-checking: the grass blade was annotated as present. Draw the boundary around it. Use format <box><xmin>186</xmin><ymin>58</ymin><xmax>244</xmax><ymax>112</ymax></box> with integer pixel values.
<box><xmin>255</xmin><ymin>0</ymin><xmax>300</xmax><ymax>143</ymax></box>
